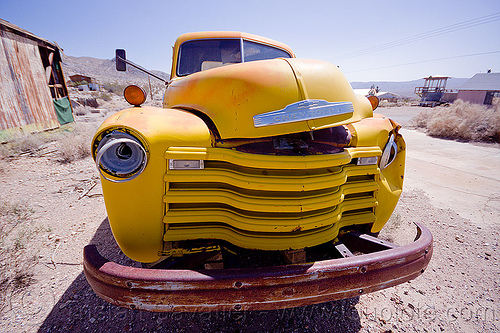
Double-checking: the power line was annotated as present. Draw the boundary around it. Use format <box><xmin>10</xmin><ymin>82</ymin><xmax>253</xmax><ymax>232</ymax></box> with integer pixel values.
<box><xmin>344</xmin><ymin>50</ymin><xmax>500</xmax><ymax>74</ymax></box>
<box><xmin>337</xmin><ymin>12</ymin><xmax>500</xmax><ymax>60</ymax></box>
<box><xmin>335</xmin><ymin>12</ymin><xmax>500</xmax><ymax>61</ymax></box>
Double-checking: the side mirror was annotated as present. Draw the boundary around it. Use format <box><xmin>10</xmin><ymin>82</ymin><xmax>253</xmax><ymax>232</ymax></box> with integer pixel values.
<box><xmin>112</xmin><ymin>50</ymin><xmax>167</xmax><ymax>83</ymax></box>
<box><xmin>116</xmin><ymin>49</ymin><xmax>126</xmax><ymax>71</ymax></box>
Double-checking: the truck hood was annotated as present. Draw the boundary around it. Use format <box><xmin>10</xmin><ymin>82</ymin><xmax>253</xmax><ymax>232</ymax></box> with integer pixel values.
<box><xmin>164</xmin><ymin>58</ymin><xmax>373</xmax><ymax>140</ymax></box>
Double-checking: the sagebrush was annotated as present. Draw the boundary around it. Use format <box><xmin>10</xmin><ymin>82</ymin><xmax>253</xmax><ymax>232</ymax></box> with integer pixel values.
<box><xmin>56</xmin><ymin>126</ymin><xmax>92</xmax><ymax>163</ymax></box>
<box><xmin>412</xmin><ymin>99</ymin><xmax>500</xmax><ymax>142</ymax></box>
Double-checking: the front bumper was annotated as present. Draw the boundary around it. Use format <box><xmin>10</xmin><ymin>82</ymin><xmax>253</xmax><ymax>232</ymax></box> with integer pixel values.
<box><xmin>83</xmin><ymin>222</ymin><xmax>432</xmax><ymax>312</ymax></box>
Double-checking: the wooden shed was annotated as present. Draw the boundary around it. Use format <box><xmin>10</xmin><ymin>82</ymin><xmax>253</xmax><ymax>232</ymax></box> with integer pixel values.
<box><xmin>457</xmin><ymin>72</ymin><xmax>500</xmax><ymax>105</ymax></box>
<box><xmin>0</xmin><ymin>18</ymin><xmax>73</xmax><ymax>141</ymax></box>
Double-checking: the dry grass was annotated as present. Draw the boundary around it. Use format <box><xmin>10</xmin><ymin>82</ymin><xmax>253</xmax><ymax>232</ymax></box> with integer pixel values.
<box><xmin>5</xmin><ymin>133</ymin><xmax>51</xmax><ymax>156</ymax></box>
<box><xmin>0</xmin><ymin>200</ymin><xmax>38</xmax><ymax>311</ymax></box>
<box><xmin>379</xmin><ymin>100</ymin><xmax>413</xmax><ymax>108</ymax></box>
<box><xmin>56</xmin><ymin>124</ymin><xmax>93</xmax><ymax>163</ymax></box>
<box><xmin>0</xmin><ymin>159</ymin><xmax>7</xmax><ymax>174</ymax></box>
<box><xmin>412</xmin><ymin>99</ymin><xmax>500</xmax><ymax>142</ymax></box>
<box><xmin>0</xmin><ymin>144</ymin><xmax>10</xmax><ymax>164</ymax></box>
<box><xmin>0</xmin><ymin>128</ymin><xmax>65</xmax><ymax>159</ymax></box>
<box><xmin>74</xmin><ymin>105</ymin><xmax>93</xmax><ymax>116</ymax></box>
<box><xmin>0</xmin><ymin>123</ymin><xmax>94</xmax><ymax>164</ymax></box>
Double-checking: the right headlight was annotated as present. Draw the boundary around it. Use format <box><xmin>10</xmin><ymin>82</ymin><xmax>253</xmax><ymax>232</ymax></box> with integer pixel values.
<box><xmin>379</xmin><ymin>133</ymin><xmax>398</xmax><ymax>170</ymax></box>
<box><xmin>94</xmin><ymin>130</ymin><xmax>147</xmax><ymax>182</ymax></box>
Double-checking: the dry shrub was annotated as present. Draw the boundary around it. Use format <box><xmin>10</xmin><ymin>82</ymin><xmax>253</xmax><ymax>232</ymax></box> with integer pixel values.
<box><xmin>0</xmin><ymin>200</ymin><xmax>38</xmax><ymax>309</ymax></box>
<box><xmin>104</xmin><ymin>82</ymin><xmax>128</xmax><ymax>95</ymax></box>
<box><xmin>412</xmin><ymin>100</ymin><xmax>500</xmax><ymax>142</ymax></box>
<box><xmin>493</xmin><ymin>97</ymin><xmax>500</xmax><ymax>109</ymax></box>
<box><xmin>74</xmin><ymin>105</ymin><xmax>93</xmax><ymax>116</ymax></box>
<box><xmin>57</xmin><ymin>135</ymin><xmax>90</xmax><ymax>163</ymax></box>
<box><xmin>412</xmin><ymin>109</ymin><xmax>432</xmax><ymax>129</ymax></box>
<box><xmin>0</xmin><ymin>131</ymin><xmax>60</xmax><ymax>159</ymax></box>
<box><xmin>1</xmin><ymin>130</ymin><xmax>61</xmax><ymax>158</ymax></box>
<box><xmin>8</xmin><ymin>133</ymin><xmax>47</xmax><ymax>155</ymax></box>
<box><xmin>0</xmin><ymin>159</ymin><xmax>7</xmax><ymax>174</ymax></box>
<box><xmin>379</xmin><ymin>100</ymin><xmax>410</xmax><ymax>108</ymax></box>
<box><xmin>96</xmin><ymin>91</ymin><xmax>112</xmax><ymax>102</ymax></box>
<box><xmin>0</xmin><ymin>124</ymin><xmax>94</xmax><ymax>163</ymax></box>
<box><xmin>56</xmin><ymin>124</ymin><xmax>93</xmax><ymax>163</ymax></box>
<box><xmin>0</xmin><ymin>144</ymin><xmax>10</xmax><ymax>160</ymax></box>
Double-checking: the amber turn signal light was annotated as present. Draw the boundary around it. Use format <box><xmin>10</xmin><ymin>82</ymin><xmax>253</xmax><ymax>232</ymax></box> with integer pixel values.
<box><xmin>124</xmin><ymin>85</ymin><xmax>146</xmax><ymax>107</ymax></box>
<box><xmin>367</xmin><ymin>95</ymin><xmax>379</xmax><ymax>110</ymax></box>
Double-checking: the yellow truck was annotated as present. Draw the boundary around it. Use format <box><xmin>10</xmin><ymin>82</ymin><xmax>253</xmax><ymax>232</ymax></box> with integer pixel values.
<box><xmin>84</xmin><ymin>31</ymin><xmax>432</xmax><ymax>312</ymax></box>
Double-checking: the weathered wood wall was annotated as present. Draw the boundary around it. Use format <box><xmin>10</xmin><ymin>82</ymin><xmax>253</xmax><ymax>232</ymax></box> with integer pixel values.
<box><xmin>0</xmin><ymin>29</ymin><xmax>60</xmax><ymax>135</ymax></box>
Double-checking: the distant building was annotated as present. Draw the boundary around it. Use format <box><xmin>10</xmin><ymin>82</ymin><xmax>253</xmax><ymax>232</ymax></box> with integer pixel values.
<box><xmin>457</xmin><ymin>72</ymin><xmax>500</xmax><ymax>105</ymax></box>
<box><xmin>377</xmin><ymin>92</ymin><xmax>401</xmax><ymax>103</ymax></box>
<box><xmin>69</xmin><ymin>74</ymin><xmax>93</xmax><ymax>84</ymax></box>
<box><xmin>0</xmin><ymin>18</ymin><xmax>73</xmax><ymax>141</ymax></box>
<box><xmin>69</xmin><ymin>74</ymin><xmax>100</xmax><ymax>91</ymax></box>
<box><xmin>441</xmin><ymin>92</ymin><xmax>458</xmax><ymax>104</ymax></box>
<box><xmin>353</xmin><ymin>89</ymin><xmax>402</xmax><ymax>102</ymax></box>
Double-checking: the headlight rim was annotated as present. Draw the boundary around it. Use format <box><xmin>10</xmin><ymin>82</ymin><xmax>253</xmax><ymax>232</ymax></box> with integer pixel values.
<box><xmin>379</xmin><ymin>133</ymin><xmax>398</xmax><ymax>170</ymax></box>
<box><xmin>94</xmin><ymin>130</ymin><xmax>149</xmax><ymax>183</ymax></box>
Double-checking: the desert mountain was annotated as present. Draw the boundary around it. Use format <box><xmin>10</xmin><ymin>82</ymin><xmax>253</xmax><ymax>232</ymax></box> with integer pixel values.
<box><xmin>61</xmin><ymin>54</ymin><xmax>468</xmax><ymax>98</ymax></box>
<box><xmin>61</xmin><ymin>54</ymin><xmax>170</xmax><ymax>86</ymax></box>
<box><xmin>351</xmin><ymin>78</ymin><xmax>469</xmax><ymax>98</ymax></box>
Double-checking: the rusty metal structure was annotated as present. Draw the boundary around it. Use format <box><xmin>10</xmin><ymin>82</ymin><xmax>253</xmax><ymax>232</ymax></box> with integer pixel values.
<box><xmin>414</xmin><ymin>76</ymin><xmax>450</xmax><ymax>107</ymax></box>
<box><xmin>0</xmin><ymin>18</ymin><xmax>72</xmax><ymax>140</ymax></box>
<box><xmin>84</xmin><ymin>222</ymin><xmax>432</xmax><ymax>312</ymax></box>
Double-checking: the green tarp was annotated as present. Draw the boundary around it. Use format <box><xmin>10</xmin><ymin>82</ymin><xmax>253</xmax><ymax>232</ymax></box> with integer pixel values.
<box><xmin>53</xmin><ymin>97</ymin><xmax>74</xmax><ymax>125</ymax></box>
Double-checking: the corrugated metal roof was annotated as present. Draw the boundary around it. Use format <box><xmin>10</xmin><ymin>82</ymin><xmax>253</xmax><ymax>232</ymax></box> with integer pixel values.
<box><xmin>0</xmin><ymin>18</ymin><xmax>57</xmax><ymax>50</ymax></box>
<box><xmin>459</xmin><ymin>73</ymin><xmax>500</xmax><ymax>91</ymax></box>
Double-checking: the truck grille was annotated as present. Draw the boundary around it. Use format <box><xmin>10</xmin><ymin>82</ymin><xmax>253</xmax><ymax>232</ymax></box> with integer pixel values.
<box><xmin>163</xmin><ymin>146</ymin><xmax>381</xmax><ymax>250</ymax></box>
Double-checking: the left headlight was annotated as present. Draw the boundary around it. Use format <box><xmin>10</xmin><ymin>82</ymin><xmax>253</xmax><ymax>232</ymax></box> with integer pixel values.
<box><xmin>94</xmin><ymin>131</ymin><xmax>147</xmax><ymax>182</ymax></box>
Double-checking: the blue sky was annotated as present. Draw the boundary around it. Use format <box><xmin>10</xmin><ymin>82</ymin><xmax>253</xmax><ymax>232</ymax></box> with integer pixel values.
<box><xmin>1</xmin><ymin>0</ymin><xmax>499</xmax><ymax>82</ymax></box>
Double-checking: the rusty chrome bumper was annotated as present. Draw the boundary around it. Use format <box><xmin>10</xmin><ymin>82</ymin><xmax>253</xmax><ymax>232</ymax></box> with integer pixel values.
<box><xmin>83</xmin><ymin>222</ymin><xmax>432</xmax><ymax>312</ymax></box>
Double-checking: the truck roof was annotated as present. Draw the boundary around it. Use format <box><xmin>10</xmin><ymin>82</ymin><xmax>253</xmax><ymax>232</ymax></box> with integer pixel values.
<box><xmin>173</xmin><ymin>31</ymin><xmax>295</xmax><ymax>57</ymax></box>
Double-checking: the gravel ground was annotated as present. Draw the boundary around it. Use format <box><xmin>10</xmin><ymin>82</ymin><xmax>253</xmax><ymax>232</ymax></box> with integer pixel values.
<box><xmin>0</xmin><ymin>106</ymin><xmax>499</xmax><ymax>332</ymax></box>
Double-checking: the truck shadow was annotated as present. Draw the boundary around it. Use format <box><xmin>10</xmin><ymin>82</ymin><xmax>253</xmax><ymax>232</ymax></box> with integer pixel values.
<box><xmin>37</xmin><ymin>218</ymin><xmax>362</xmax><ymax>333</ymax></box>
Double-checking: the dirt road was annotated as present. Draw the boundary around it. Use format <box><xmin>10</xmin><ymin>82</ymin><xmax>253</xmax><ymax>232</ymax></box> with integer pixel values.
<box><xmin>379</xmin><ymin>105</ymin><xmax>499</xmax><ymax>227</ymax></box>
<box><xmin>1</xmin><ymin>107</ymin><xmax>499</xmax><ymax>332</ymax></box>
<box><xmin>402</xmin><ymin>128</ymin><xmax>500</xmax><ymax>227</ymax></box>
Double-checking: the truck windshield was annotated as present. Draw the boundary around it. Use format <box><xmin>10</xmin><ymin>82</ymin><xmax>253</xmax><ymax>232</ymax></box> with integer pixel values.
<box><xmin>177</xmin><ymin>38</ymin><xmax>291</xmax><ymax>76</ymax></box>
